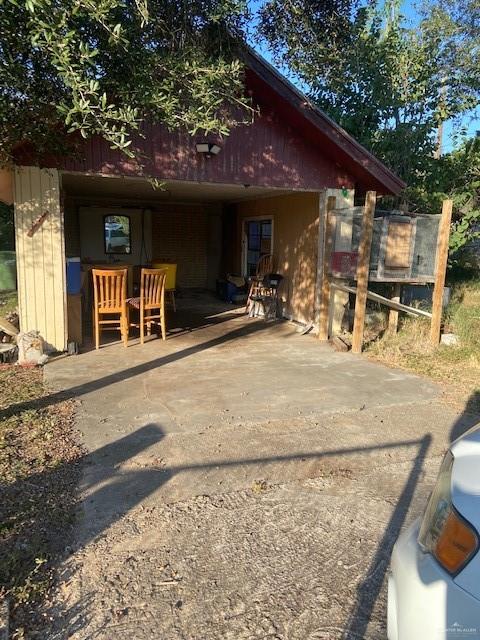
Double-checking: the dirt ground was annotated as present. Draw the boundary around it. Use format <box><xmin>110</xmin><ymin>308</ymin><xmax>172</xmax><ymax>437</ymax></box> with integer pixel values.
<box><xmin>42</xmin><ymin>298</ymin><xmax>479</xmax><ymax>639</ymax></box>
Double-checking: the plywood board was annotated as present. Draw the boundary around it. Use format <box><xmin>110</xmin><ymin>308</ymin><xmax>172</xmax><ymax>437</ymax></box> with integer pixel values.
<box><xmin>384</xmin><ymin>221</ymin><xmax>413</xmax><ymax>268</ymax></box>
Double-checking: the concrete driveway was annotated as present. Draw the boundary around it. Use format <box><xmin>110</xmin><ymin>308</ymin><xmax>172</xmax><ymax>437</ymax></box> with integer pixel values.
<box><xmin>45</xmin><ymin>297</ymin><xmax>474</xmax><ymax>639</ymax></box>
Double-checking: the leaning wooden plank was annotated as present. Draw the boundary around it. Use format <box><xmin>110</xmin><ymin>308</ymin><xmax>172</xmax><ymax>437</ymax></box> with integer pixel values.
<box><xmin>331</xmin><ymin>282</ymin><xmax>433</xmax><ymax>319</ymax></box>
<box><xmin>430</xmin><ymin>199</ymin><xmax>453</xmax><ymax>345</ymax></box>
<box><xmin>352</xmin><ymin>191</ymin><xmax>376</xmax><ymax>353</ymax></box>
<box><xmin>317</xmin><ymin>195</ymin><xmax>337</xmax><ymax>340</ymax></box>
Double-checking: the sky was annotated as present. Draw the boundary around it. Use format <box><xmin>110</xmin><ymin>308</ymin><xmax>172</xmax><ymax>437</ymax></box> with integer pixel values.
<box><xmin>248</xmin><ymin>0</ymin><xmax>479</xmax><ymax>153</ymax></box>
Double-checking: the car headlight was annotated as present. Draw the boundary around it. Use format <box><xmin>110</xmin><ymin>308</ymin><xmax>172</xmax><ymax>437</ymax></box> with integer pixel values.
<box><xmin>418</xmin><ymin>450</ymin><xmax>479</xmax><ymax>575</ymax></box>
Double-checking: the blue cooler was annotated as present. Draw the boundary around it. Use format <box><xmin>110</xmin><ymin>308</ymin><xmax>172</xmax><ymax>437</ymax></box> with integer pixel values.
<box><xmin>66</xmin><ymin>257</ymin><xmax>81</xmax><ymax>294</ymax></box>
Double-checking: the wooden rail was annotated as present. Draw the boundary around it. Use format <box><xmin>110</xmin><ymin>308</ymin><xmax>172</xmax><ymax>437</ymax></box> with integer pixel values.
<box><xmin>330</xmin><ymin>282</ymin><xmax>433</xmax><ymax>319</ymax></box>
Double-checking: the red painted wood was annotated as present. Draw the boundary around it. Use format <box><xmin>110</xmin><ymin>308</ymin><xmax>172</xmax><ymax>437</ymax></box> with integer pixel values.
<box><xmin>58</xmin><ymin>72</ymin><xmax>354</xmax><ymax>191</ymax></box>
<box><xmin>16</xmin><ymin>66</ymin><xmax>397</xmax><ymax>193</ymax></box>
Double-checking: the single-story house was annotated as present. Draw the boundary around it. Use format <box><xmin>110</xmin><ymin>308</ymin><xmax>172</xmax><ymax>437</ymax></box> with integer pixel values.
<box><xmin>1</xmin><ymin>48</ymin><xmax>404</xmax><ymax>351</ymax></box>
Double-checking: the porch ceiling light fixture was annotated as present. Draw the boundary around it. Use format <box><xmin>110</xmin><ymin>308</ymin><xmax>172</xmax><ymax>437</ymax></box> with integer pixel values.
<box><xmin>196</xmin><ymin>142</ymin><xmax>221</xmax><ymax>157</ymax></box>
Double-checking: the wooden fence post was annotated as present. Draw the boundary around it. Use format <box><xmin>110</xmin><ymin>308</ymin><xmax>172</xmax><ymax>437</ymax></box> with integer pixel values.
<box><xmin>351</xmin><ymin>191</ymin><xmax>376</xmax><ymax>353</ymax></box>
<box><xmin>388</xmin><ymin>283</ymin><xmax>402</xmax><ymax>334</ymax></box>
<box><xmin>318</xmin><ymin>195</ymin><xmax>337</xmax><ymax>340</ymax></box>
<box><xmin>430</xmin><ymin>199</ymin><xmax>453</xmax><ymax>345</ymax></box>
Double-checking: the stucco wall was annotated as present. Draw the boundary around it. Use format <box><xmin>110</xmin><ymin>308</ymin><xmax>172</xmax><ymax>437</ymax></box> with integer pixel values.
<box><xmin>236</xmin><ymin>192</ymin><xmax>320</xmax><ymax>324</ymax></box>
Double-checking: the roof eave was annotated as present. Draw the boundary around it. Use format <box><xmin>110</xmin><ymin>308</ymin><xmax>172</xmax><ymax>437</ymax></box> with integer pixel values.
<box><xmin>241</xmin><ymin>46</ymin><xmax>406</xmax><ymax>196</ymax></box>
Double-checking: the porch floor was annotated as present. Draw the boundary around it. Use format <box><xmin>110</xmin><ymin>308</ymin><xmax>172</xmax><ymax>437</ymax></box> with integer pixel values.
<box><xmin>50</xmin><ymin>293</ymin><xmax>440</xmax><ymax>449</ymax></box>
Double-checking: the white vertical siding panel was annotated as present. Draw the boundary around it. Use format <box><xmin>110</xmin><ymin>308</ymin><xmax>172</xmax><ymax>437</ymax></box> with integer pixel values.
<box><xmin>48</xmin><ymin>171</ymin><xmax>67</xmax><ymax>349</ymax></box>
<box><xmin>14</xmin><ymin>167</ymin><xmax>29</xmax><ymax>334</ymax></box>
<box><xmin>31</xmin><ymin>167</ymin><xmax>43</xmax><ymax>332</ymax></box>
<box><xmin>41</xmin><ymin>169</ymin><xmax>55</xmax><ymax>343</ymax></box>
<box><xmin>14</xmin><ymin>167</ymin><xmax>66</xmax><ymax>351</ymax></box>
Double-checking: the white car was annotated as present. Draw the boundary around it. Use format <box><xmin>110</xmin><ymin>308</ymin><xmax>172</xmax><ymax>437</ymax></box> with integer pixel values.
<box><xmin>105</xmin><ymin>224</ymin><xmax>130</xmax><ymax>253</ymax></box>
<box><xmin>388</xmin><ymin>424</ymin><xmax>480</xmax><ymax>640</ymax></box>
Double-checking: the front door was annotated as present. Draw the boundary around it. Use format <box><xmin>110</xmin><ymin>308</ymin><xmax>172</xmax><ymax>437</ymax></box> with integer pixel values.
<box><xmin>243</xmin><ymin>218</ymin><xmax>273</xmax><ymax>276</ymax></box>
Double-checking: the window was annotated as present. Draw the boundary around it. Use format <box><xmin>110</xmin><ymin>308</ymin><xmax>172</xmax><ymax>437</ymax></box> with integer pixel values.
<box><xmin>104</xmin><ymin>215</ymin><xmax>131</xmax><ymax>254</ymax></box>
<box><xmin>245</xmin><ymin>219</ymin><xmax>272</xmax><ymax>276</ymax></box>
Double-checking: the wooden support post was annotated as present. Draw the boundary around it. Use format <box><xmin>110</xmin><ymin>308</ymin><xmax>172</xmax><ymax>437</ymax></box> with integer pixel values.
<box><xmin>430</xmin><ymin>199</ymin><xmax>453</xmax><ymax>345</ymax></box>
<box><xmin>351</xmin><ymin>191</ymin><xmax>376</xmax><ymax>354</ymax></box>
<box><xmin>329</xmin><ymin>283</ymin><xmax>349</xmax><ymax>337</ymax></box>
<box><xmin>318</xmin><ymin>195</ymin><xmax>337</xmax><ymax>340</ymax></box>
<box><xmin>388</xmin><ymin>283</ymin><xmax>402</xmax><ymax>334</ymax></box>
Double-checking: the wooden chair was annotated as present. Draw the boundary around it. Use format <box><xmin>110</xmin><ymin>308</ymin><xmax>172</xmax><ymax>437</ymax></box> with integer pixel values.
<box><xmin>128</xmin><ymin>268</ymin><xmax>167</xmax><ymax>344</ymax></box>
<box><xmin>91</xmin><ymin>268</ymin><xmax>128</xmax><ymax>349</ymax></box>
<box><xmin>246</xmin><ymin>254</ymin><xmax>275</xmax><ymax>313</ymax></box>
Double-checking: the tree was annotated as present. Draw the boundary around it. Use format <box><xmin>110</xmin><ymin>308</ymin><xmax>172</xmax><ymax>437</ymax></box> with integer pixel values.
<box><xmin>256</xmin><ymin>0</ymin><xmax>479</xmax><ymax>185</ymax></box>
<box><xmin>0</xmin><ymin>202</ymin><xmax>14</xmax><ymax>251</ymax></box>
<box><xmin>0</xmin><ymin>0</ymin><xmax>252</xmax><ymax>166</ymax></box>
<box><xmin>410</xmin><ymin>135</ymin><xmax>480</xmax><ymax>257</ymax></box>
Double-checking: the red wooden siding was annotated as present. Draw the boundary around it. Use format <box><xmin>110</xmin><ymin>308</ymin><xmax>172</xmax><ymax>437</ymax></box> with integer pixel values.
<box><xmin>16</xmin><ymin>59</ymin><xmax>403</xmax><ymax>194</ymax></box>
<box><xmin>57</xmin><ymin>70</ymin><xmax>355</xmax><ymax>192</ymax></box>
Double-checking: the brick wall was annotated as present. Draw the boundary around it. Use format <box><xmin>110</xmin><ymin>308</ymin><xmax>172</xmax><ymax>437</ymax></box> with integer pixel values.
<box><xmin>151</xmin><ymin>204</ymin><xmax>208</xmax><ymax>288</ymax></box>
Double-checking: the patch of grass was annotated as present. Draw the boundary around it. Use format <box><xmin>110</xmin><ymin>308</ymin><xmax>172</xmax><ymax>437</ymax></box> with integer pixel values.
<box><xmin>0</xmin><ymin>365</ymin><xmax>83</xmax><ymax>638</ymax></box>
<box><xmin>367</xmin><ymin>282</ymin><xmax>480</xmax><ymax>412</ymax></box>
<box><xmin>0</xmin><ymin>290</ymin><xmax>18</xmax><ymax>318</ymax></box>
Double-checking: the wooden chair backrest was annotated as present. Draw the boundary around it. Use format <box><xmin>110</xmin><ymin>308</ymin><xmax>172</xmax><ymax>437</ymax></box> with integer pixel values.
<box><xmin>92</xmin><ymin>268</ymin><xmax>127</xmax><ymax>312</ymax></box>
<box><xmin>257</xmin><ymin>254</ymin><xmax>274</xmax><ymax>276</ymax></box>
<box><xmin>140</xmin><ymin>268</ymin><xmax>167</xmax><ymax>309</ymax></box>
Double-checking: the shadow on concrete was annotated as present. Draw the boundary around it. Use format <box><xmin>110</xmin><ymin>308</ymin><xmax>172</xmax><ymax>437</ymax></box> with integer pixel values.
<box><xmin>24</xmin><ymin>425</ymin><xmax>440</xmax><ymax>635</ymax></box>
<box><xmin>0</xmin><ymin>318</ymin><xmax>275</xmax><ymax>421</ymax></box>
<box><xmin>78</xmin><ymin>428</ymin><xmax>431</xmax><ymax>548</ymax></box>
<box><xmin>82</xmin><ymin>302</ymin><xmax>247</xmax><ymax>350</ymax></box>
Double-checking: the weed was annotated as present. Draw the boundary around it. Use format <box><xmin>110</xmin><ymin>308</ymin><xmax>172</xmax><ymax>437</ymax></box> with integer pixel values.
<box><xmin>367</xmin><ymin>282</ymin><xmax>480</xmax><ymax>412</ymax></box>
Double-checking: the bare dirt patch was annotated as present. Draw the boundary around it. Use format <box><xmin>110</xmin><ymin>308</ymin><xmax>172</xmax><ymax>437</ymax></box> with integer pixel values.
<box><xmin>0</xmin><ymin>365</ymin><xmax>83</xmax><ymax>638</ymax></box>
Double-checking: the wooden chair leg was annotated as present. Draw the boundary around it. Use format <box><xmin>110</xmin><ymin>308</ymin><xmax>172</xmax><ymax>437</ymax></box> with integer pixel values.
<box><xmin>246</xmin><ymin>282</ymin><xmax>253</xmax><ymax>313</ymax></box>
<box><xmin>122</xmin><ymin>310</ymin><xmax>128</xmax><ymax>347</ymax></box>
<box><xmin>140</xmin><ymin>308</ymin><xmax>144</xmax><ymax>345</ymax></box>
<box><xmin>161</xmin><ymin>307</ymin><xmax>166</xmax><ymax>341</ymax></box>
<box><xmin>94</xmin><ymin>309</ymin><xmax>100</xmax><ymax>350</ymax></box>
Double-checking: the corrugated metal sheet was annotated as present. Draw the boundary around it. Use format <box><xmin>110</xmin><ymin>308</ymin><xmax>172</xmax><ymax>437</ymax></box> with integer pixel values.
<box><xmin>14</xmin><ymin>166</ymin><xmax>66</xmax><ymax>351</ymax></box>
